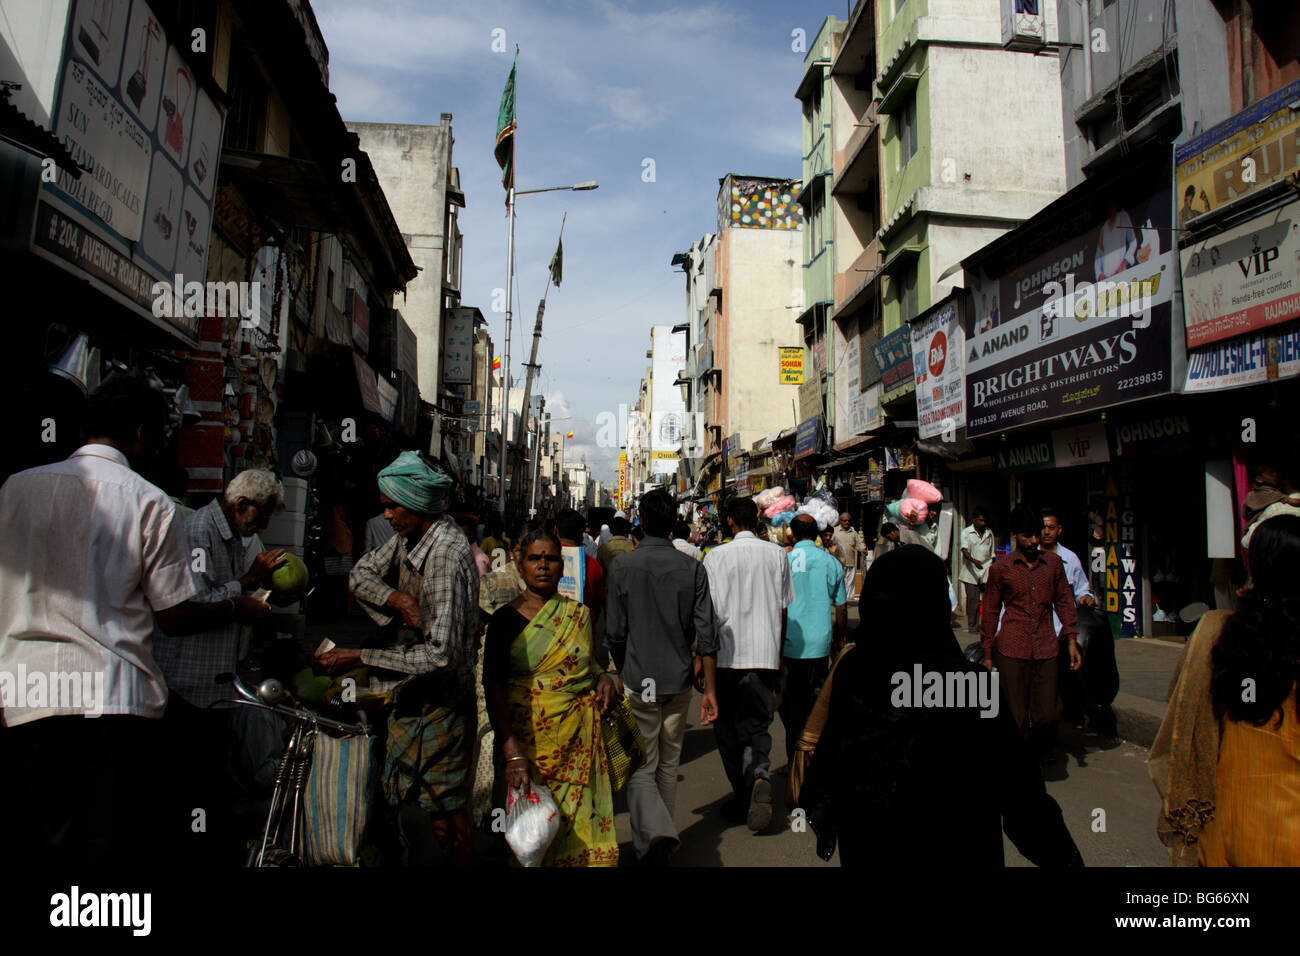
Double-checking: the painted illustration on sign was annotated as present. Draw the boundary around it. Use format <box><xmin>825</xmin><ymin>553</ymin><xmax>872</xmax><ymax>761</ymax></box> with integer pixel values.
<box><xmin>73</xmin><ymin>0</ymin><xmax>130</xmax><ymax>88</ymax></box>
<box><xmin>120</xmin><ymin>0</ymin><xmax>164</xmax><ymax>130</ymax></box>
<box><xmin>1174</xmin><ymin>78</ymin><xmax>1300</xmax><ymax>231</ymax></box>
<box><xmin>157</xmin><ymin>46</ymin><xmax>194</xmax><ymax>168</ymax></box>
<box><xmin>964</xmin><ymin>185</ymin><xmax>1173</xmax><ymax>437</ymax></box>
<box><xmin>872</xmin><ymin>326</ymin><xmax>915</xmax><ymax>396</ymax></box>
<box><xmin>1180</xmin><ymin>202</ymin><xmax>1300</xmax><ymax>348</ymax></box>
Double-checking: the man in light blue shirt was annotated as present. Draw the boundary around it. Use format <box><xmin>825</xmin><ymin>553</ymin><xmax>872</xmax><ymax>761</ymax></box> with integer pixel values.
<box><xmin>1040</xmin><ymin>510</ymin><xmax>1095</xmax><ymax>634</ymax></box>
<box><xmin>781</xmin><ymin>514</ymin><xmax>847</xmax><ymax>765</ymax></box>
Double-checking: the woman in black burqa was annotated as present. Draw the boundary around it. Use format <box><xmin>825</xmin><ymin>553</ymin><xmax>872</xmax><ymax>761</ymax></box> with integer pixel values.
<box><xmin>801</xmin><ymin>545</ymin><xmax>1084</xmax><ymax>866</ymax></box>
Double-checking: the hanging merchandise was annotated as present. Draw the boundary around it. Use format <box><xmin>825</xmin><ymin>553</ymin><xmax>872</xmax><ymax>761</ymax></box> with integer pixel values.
<box><xmin>763</xmin><ymin>495</ymin><xmax>796</xmax><ymax>519</ymax></box>
<box><xmin>867</xmin><ymin>458</ymin><xmax>884</xmax><ymax>502</ymax></box>
<box><xmin>127</xmin><ymin>18</ymin><xmax>161</xmax><ymax>109</ymax></box>
<box><xmin>163</xmin><ymin>68</ymin><xmax>192</xmax><ymax>156</ymax></box>
<box><xmin>797</xmin><ymin>497</ymin><xmax>839</xmax><ymax>531</ymax></box>
<box><xmin>753</xmin><ymin>486</ymin><xmax>785</xmax><ymax>510</ymax></box>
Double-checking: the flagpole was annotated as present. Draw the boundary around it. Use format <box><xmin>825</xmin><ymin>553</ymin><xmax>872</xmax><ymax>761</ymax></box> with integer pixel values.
<box><xmin>499</xmin><ymin>188</ymin><xmax>514</xmax><ymax>517</ymax></box>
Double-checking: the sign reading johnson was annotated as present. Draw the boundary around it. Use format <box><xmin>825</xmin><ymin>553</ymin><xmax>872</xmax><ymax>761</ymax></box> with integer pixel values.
<box><xmin>964</xmin><ymin>186</ymin><xmax>1173</xmax><ymax>437</ymax></box>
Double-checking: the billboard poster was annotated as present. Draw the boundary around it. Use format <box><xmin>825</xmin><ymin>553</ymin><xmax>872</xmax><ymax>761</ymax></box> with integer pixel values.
<box><xmin>965</xmin><ymin>186</ymin><xmax>1174</xmax><ymax>437</ymax></box>
<box><xmin>1174</xmin><ymin>77</ymin><xmax>1300</xmax><ymax>232</ymax></box>
<box><xmin>872</xmin><ymin>325</ymin><xmax>915</xmax><ymax>398</ymax></box>
<box><xmin>651</xmin><ymin>326</ymin><xmax>687</xmax><ymax>475</ymax></box>
<box><xmin>1179</xmin><ymin>201</ymin><xmax>1300</xmax><ymax>348</ymax></box>
<box><xmin>1184</xmin><ymin>323</ymin><xmax>1300</xmax><ymax>393</ymax></box>
<box><xmin>442</xmin><ymin>308</ymin><xmax>475</xmax><ymax>384</ymax></box>
<box><xmin>779</xmin><ymin>346</ymin><xmax>804</xmax><ymax>384</ymax></box>
<box><xmin>31</xmin><ymin>0</ymin><xmax>226</xmax><ymax>342</ymax></box>
<box><xmin>794</xmin><ymin>414</ymin><xmax>821</xmax><ymax>460</ymax></box>
<box><xmin>911</xmin><ymin>295</ymin><xmax>965</xmax><ymax>439</ymax></box>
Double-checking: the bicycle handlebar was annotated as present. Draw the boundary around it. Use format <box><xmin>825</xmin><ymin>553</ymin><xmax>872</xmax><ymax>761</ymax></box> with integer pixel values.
<box><xmin>213</xmin><ymin>672</ymin><xmax>369</xmax><ymax>736</ymax></box>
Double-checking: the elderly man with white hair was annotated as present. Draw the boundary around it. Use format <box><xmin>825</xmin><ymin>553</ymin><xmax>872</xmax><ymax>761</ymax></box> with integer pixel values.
<box><xmin>154</xmin><ymin>468</ymin><xmax>285</xmax><ymax>865</ymax></box>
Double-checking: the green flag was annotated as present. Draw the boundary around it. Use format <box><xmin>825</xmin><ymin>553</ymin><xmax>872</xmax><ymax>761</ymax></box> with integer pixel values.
<box><xmin>549</xmin><ymin>236</ymin><xmax>562</xmax><ymax>288</ymax></box>
<box><xmin>494</xmin><ymin>54</ymin><xmax>517</xmax><ymax>194</ymax></box>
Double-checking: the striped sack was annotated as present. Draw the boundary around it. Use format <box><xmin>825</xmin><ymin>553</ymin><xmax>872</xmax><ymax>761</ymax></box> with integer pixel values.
<box><xmin>303</xmin><ymin>731</ymin><xmax>375</xmax><ymax>866</ymax></box>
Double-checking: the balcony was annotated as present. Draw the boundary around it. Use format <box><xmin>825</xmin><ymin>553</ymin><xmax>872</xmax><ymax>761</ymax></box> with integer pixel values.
<box><xmin>832</xmin><ymin>108</ymin><xmax>880</xmax><ymax>195</ymax></box>
<box><xmin>835</xmin><ymin>238</ymin><xmax>882</xmax><ymax>316</ymax></box>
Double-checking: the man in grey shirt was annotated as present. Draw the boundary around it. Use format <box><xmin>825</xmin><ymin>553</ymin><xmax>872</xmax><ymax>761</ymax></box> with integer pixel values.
<box><xmin>605</xmin><ymin>489</ymin><xmax>719</xmax><ymax>865</ymax></box>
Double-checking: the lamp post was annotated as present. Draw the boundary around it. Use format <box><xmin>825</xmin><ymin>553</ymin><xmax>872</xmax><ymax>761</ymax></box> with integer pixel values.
<box><xmin>497</xmin><ymin>180</ymin><xmax>598</xmax><ymax>518</ymax></box>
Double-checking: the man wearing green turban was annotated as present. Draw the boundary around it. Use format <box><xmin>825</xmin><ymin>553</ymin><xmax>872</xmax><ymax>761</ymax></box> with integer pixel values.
<box><xmin>317</xmin><ymin>451</ymin><xmax>478</xmax><ymax>866</ymax></box>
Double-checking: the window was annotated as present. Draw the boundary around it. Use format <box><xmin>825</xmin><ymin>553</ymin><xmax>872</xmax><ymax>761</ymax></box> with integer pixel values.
<box><xmin>808</xmin><ymin>197</ymin><xmax>823</xmax><ymax>259</ymax></box>
<box><xmin>225</xmin><ymin>32</ymin><xmax>267</xmax><ymax>153</ymax></box>
<box><xmin>898</xmin><ymin>262</ymin><xmax>919</xmax><ymax>323</ymax></box>
<box><xmin>899</xmin><ymin>94</ymin><xmax>918</xmax><ymax>168</ymax></box>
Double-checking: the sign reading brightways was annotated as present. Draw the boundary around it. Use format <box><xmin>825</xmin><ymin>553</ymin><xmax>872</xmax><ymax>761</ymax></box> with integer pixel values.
<box><xmin>965</xmin><ymin>186</ymin><xmax>1173</xmax><ymax>437</ymax></box>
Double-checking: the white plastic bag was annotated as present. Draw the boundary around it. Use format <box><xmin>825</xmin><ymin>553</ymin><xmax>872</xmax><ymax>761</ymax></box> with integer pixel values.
<box><xmin>504</xmin><ymin>781</ymin><xmax>560</xmax><ymax>867</ymax></box>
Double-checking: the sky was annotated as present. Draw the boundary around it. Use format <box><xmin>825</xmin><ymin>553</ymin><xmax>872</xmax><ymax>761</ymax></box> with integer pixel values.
<box><xmin>313</xmin><ymin>0</ymin><xmax>844</xmax><ymax>483</ymax></box>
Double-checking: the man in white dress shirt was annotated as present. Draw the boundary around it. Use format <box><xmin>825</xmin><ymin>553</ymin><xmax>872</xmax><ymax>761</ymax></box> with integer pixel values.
<box><xmin>1039</xmin><ymin>509</ymin><xmax>1096</xmax><ymax>628</ymax></box>
<box><xmin>958</xmin><ymin>508</ymin><xmax>996</xmax><ymax>633</ymax></box>
<box><xmin>702</xmin><ymin>496</ymin><xmax>794</xmax><ymax>832</ymax></box>
<box><xmin>0</xmin><ymin>375</ymin><xmax>268</xmax><ymax>866</ymax></box>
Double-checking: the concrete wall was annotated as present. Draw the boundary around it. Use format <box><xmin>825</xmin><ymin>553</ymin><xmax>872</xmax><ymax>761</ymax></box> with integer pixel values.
<box><xmin>1057</xmin><ymin>0</ymin><xmax>1232</xmax><ymax>190</ymax></box>
<box><xmin>724</xmin><ymin>226</ymin><xmax>805</xmax><ymax>450</ymax></box>
<box><xmin>347</xmin><ymin>120</ymin><xmax>452</xmax><ymax>398</ymax></box>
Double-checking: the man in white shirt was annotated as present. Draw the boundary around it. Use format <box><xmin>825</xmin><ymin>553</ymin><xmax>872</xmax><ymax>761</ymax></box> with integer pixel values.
<box><xmin>669</xmin><ymin>519</ymin><xmax>702</xmax><ymax>561</ymax></box>
<box><xmin>958</xmin><ymin>509</ymin><xmax>996</xmax><ymax>633</ymax></box>
<box><xmin>702</xmin><ymin>496</ymin><xmax>794</xmax><ymax>832</ymax></box>
<box><xmin>0</xmin><ymin>375</ymin><xmax>268</xmax><ymax>866</ymax></box>
<box><xmin>830</xmin><ymin>512</ymin><xmax>866</xmax><ymax>600</ymax></box>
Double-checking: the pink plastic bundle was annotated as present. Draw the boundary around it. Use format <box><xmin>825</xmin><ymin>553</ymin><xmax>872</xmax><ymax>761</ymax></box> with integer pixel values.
<box><xmin>899</xmin><ymin>497</ymin><xmax>928</xmax><ymax>524</ymax></box>
<box><xmin>905</xmin><ymin>478</ymin><xmax>942</xmax><ymax>505</ymax></box>
<box><xmin>752</xmin><ymin>486</ymin><xmax>785</xmax><ymax>510</ymax></box>
<box><xmin>763</xmin><ymin>495</ymin><xmax>796</xmax><ymax>519</ymax></box>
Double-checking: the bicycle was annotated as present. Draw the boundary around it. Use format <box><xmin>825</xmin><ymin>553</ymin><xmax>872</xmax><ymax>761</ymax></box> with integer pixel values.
<box><xmin>214</xmin><ymin>672</ymin><xmax>371</xmax><ymax>867</ymax></box>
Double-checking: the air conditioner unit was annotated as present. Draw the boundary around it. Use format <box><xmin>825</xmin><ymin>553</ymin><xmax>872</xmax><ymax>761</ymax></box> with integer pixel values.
<box><xmin>1001</xmin><ymin>0</ymin><xmax>1045</xmax><ymax>52</ymax></box>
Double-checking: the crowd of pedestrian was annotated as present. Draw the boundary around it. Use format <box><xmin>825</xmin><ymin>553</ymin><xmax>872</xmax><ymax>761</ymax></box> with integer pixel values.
<box><xmin>2</xmin><ymin>372</ymin><xmax>1296</xmax><ymax>869</ymax></box>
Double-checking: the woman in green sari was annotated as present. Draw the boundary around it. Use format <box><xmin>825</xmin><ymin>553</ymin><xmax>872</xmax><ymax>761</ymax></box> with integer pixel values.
<box><xmin>485</xmin><ymin>528</ymin><xmax>619</xmax><ymax>866</ymax></box>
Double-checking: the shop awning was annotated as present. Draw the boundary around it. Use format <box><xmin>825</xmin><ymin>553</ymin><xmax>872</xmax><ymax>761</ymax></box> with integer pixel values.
<box><xmin>0</xmin><ymin>96</ymin><xmax>86</xmax><ymax>176</ymax></box>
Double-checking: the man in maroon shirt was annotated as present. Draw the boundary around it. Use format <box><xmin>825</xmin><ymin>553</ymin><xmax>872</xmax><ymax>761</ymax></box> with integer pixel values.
<box><xmin>981</xmin><ymin>506</ymin><xmax>1081</xmax><ymax>764</ymax></box>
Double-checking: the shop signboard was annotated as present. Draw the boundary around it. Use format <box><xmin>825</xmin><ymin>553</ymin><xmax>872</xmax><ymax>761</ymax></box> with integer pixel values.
<box><xmin>31</xmin><ymin>0</ymin><xmax>226</xmax><ymax>342</ymax></box>
<box><xmin>1180</xmin><ymin>201</ymin><xmax>1300</xmax><ymax>348</ymax></box>
<box><xmin>442</xmin><ymin>308</ymin><xmax>475</xmax><ymax>384</ymax></box>
<box><xmin>1097</xmin><ymin>471</ymin><xmax>1142</xmax><ymax>638</ymax></box>
<box><xmin>849</xmin><ymin>382</ymin><xmax>882</xmax><ymax>436</ymax></box>
<box><xmin>1184</xmin><ymin>323</ymin><xmax>1300</xmax><ymax>392</ymax></box>
<box><xmin>885</xmin><ymin>445</ymin><xmax>916</xmax><ymax>472</ymax></box>
<box><xmin>1174</xmin><ymin>77</ymin><xmax>1300</xmax><ymax>233</ymax></box>
<box><xmin>911</xmin><ymin>295</ymin><xmax>966</xmax><ymax>439</ymax></box>
<box><xmin>965</xmin><ymin>185</ymin><xmax>1174</xmax><ymax>437</ymax></box>
<box><xmin>872</xmin><ymin>325</ymin><xmax>915</xmax><ymax>399</ymax></box>
<box><xmin>651</xmin><ymin>326</ymin><xmax>687</xmax><ymax>475</ymax></box>
<box><xmin>794</xmin><ymin>414</ymin><xmax>822</xmax><ymax>460</ymax></box>
<box><xmin>779</xmin><ymin>346</ymin><xmax>805</xmax><ymax>385</ymax></box>
<box><xmin>995</xmin><ymin>421</ymin><xmax>1109</xmax><ymax>472</ymax></box>
<box><xmin>798</xmin><ymin>378</ymin><xmax>822</xmax><ymax>423</ymax></box>
<box><xmin>1109</xmin><ymin>412</ymin><xmax>1197</xmax><ymax>458</ymax></box>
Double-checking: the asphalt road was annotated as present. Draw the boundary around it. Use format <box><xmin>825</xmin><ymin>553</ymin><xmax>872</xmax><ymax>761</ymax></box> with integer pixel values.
<box><xmin>611</xmin><ymin>695</ymin><xmax>1170</xmax><ymax>868</ymax></box>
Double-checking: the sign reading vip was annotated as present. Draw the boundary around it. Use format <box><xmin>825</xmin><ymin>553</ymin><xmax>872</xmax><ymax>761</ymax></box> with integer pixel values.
<box><xmin>32</xmin><ymin>0</ymin><xmax>226</xmax><ymax>341</ymax></box>
<box><xmin>1180</xmin><ymin>201</ymin><xmax>1300</xmax><ymax>348</ymax></box>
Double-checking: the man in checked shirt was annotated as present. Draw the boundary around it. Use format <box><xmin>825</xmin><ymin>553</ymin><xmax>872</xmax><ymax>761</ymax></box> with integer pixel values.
<box><xmin>317</xmin><ymin>452</ymin><xmax>478</xmax><ymax>866</ymax></box>
<box><xmin>981</xmin><ymin>505</ymin><xmax>1081</xmax><ymax>765</ymax></box>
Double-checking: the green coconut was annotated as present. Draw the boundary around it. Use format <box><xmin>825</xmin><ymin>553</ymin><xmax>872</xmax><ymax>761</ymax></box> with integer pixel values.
<box><xmin>269</xmin><ymin>552</ymin><xmax>309</xmax><ymax>593</ymax></box>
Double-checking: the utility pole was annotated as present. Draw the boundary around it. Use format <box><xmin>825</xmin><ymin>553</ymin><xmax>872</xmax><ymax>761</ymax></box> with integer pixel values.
<box><xmin>514</xmin><ymin>212</ymin><xmax>565</xmax><ymax>510</ymax></box>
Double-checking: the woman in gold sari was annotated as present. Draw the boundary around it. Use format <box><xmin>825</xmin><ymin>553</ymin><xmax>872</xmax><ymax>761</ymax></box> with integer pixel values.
<box><xmin>484</xmin><ymin>528</ymin><xmax>619</xmax><ymax>866</ymax></box>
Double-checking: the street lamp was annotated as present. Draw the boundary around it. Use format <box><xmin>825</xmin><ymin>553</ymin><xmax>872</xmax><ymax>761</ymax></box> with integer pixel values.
<box><xmin>498</xmin><ymin>180</ymin><xmax>598</xmax><ymax>517</ymax></box>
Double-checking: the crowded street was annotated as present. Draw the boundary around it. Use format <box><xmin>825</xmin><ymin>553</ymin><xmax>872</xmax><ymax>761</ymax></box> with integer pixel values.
<box><xmin>1</xmin><ymin>0</ymin><xmax>1298</xmax><ymax>939</ymax></box>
